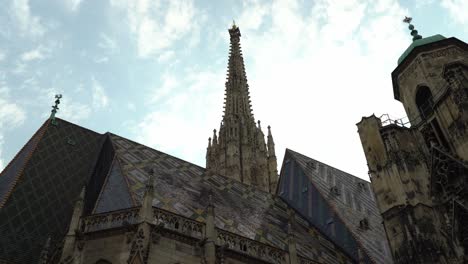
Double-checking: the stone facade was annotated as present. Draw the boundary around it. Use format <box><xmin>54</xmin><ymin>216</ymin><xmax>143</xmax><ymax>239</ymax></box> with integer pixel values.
<box><xmin>357</xmin><ymin>36</ymin><xmax>468</xmax><ymax>263</ymax></box>
<box><xmin>206</xmin><ymin>24</ymin><xmax>278</xmax><ymax>193</ymax></box>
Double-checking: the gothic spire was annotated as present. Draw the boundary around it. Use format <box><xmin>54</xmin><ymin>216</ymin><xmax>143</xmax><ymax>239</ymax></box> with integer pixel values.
<box><xmin>267</xmin><ymin>125</ymin><xmax>276</xmax><ymax>157</ymax></box>
<box><xmin>223</xmin><ymin>24</ymin><xmax>254</xmax><ymax>121</ymax></box>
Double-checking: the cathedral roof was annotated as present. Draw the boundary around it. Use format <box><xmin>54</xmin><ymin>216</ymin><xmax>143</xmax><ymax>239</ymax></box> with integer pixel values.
<box><xmin>0</xmin><ymin>117</ymin><xmax>359</xmax><ymax>263</ymax></box>
<box><xmin>90</xmin><ymin>132</ymin><xmax>353</xmax><ymax>263</ymax></box>
<box><xmin>283</xmin><ymin>149</ymin><xmax>392</xmax><ymax>264</ymax></box>
<box><xmin>0</xmin><ymin>118</ymin><xmax>104</xmax><ymax>263</ymax></box>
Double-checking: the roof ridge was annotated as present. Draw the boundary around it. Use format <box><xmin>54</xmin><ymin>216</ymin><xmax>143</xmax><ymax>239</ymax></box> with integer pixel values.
<box><xmin>286</xmin><ymin>148</ymin><xmax>370</xmax><ymax>183</ymax></box>
<box><xmin>109</xmin><ymin>133</ymin><xmax>206</xmax><ymax>171</ymax></box>
<box><xmin>109</xmin><ymin>133</ymin><xmax>275</xmax><ymax>195</ymax></box>
<box><xmin>0</xmin><ymin>119</ymin><xmax>51</xmax><ymax>208</ymax></box>
<box><xmin>55</xmin><ymin>117</ymin><xmax>102</xmax><ymax>136</ymax></box>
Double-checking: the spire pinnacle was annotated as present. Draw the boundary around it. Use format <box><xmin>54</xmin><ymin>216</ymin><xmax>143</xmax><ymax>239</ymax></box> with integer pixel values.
<box><xmin>403</xmin><ymin>16</ymin><xmax>422</xmax><ymax>41</ymax></box>
<box><xmin>212</xmin><ymin>129</ymin><xmax>218</xmax><ymax>145</ymax></box>
<box><xmin>224</xmin><ymin>24</ymin><xmax>254</xmax><ymax>121</ymax></box>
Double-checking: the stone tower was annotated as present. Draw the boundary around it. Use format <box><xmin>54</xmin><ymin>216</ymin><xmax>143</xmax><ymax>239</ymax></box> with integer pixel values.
<box><xmin>357</xmin><ymin>21</ymin><xmax>468</xmax><ymax>263</ymax></box>
<box><xmin>206</xmin><ymin>24</ymin><xmax>278</xmax><ymax>193</ymax></box>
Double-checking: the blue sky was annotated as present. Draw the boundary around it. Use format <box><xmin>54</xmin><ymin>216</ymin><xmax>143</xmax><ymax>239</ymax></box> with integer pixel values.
<box><xmin>0</xmin><ymin>0</ymin><xmax>467</xmax><ymax>180</ymax></box>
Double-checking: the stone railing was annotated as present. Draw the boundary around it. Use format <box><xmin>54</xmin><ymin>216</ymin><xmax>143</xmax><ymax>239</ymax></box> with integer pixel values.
<box><xmin>81</xmin><ymin>206</ymin><xmax>321</xmax><ymax>264</ymax></box>
<box><xmin>216</xmin><ymin>229</ymin><xmax>288</xmax><ymax>264</ymax></box>
<box><xmin>152</xmin><ymin>207</ymin><xmax>204</xmax><ymax>239</ymax></box>
<box><xmin>81</xmin><ymin>207</ymin><xmax>139</xmax><ymax>233</ymax></box>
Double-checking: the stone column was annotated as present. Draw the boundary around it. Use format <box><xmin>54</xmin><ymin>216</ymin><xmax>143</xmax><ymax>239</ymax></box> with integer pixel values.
<box><xmin>204</xmin><ymin>196</ymin><xmax>217</xmax><ymax>264</ymax></box>
<box><xmin>60</xmin><ymin>187</ymin><xmax>85</xmax><ymax>263</ymax></box>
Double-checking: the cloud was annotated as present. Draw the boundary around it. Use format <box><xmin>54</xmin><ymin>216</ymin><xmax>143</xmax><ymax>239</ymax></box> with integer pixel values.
<box><xmin>20</xmin><ymin>46</ymin><xmax>46</xmax><ymax>61</ymax></box>
<box><xmin>91</xmin><ymin>77</ymin><xmax>109</xmax><ymax>109</ymax></box>
<box><xmin>64</xmin><ymin>0</ymin><xmax>84</xmax><ymax>12</ymax></box>
<box><xmin>135</xmin><ymin>69</ymin><xmax>224</xmax><ymax>164</ymax></box>
<box><xmin>110</xmin><ymin>0</ymin><xmax>197</xmax><ymax>58</ymax></box>
<box><xmin>10</xmin><ymin>0</ymin><xmax>46</xmax><ymax>37</ymax></box>
<box><xmin>157</xmin><ymin>50</ymin><xmax>175</xmax><ymax>63</ymax></box>
<box><xmin>441</xmin><ymin>0</ymin><xmax>468</xmax><ymax>27</ymax></box>
<box><xmin>0</xmin><ymin>86</ymin><xmax>26</xmax><ymax>172</ymax></box>
<box><xmin>98</xmin><ymin>34</ymin><xmax>119</xmax><ymax>53</ymax></box>
<box><xmin>94</xmin><ymin>56</ymin><xmax>109</xmax><ymax>63</ymax></box>
<box><xmin>0</xmin><ymin>50</ymin><xmax>6</xmax><ymax>62</ymax></box>
<box><xmin>59</xmin><ymin>101</ymin><xmax>91</xmax><ymax>122</ymax></box>
<box><xmin>150</xmin><ymin>72</ymin><xmax>179</xmax><ymax>102</ymax></box>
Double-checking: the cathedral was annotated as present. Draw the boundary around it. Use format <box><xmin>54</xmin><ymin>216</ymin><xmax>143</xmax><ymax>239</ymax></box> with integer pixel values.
<box><xmin>357</xmin><ymin>20</ymin><xmax>468</xmax><ymax>263</ymax></box>
<box><xmin>4</xmin><ymin>20</ymin><xmax>464</xmax><ymax>264</ymax></box>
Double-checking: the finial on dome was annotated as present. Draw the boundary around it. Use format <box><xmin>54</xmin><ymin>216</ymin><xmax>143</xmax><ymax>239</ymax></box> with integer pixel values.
<box><xmin>232</xmin><ymin>20</ymin><xmax>237</xmax><ymax>29</ymax></box>
<box><xmin>50</xmin><ymin>94</ymin><xmax>62</xmax><ymax>125</ymax></box>
<box><xmin>403</xmin><ymin>16</ymin><xmax>422</xmax><ymax>41</ymax></box>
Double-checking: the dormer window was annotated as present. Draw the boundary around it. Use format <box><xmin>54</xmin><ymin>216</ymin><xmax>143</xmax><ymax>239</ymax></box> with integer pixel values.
<box><xmin>415</xmin><ymin>86</ymin><xmax>434</xmax><ymax>119</ymax></box>
<box><xmin>359</xmin><ymin>218</ymin><xmax>370</xmax><ymax>230</ymax></box>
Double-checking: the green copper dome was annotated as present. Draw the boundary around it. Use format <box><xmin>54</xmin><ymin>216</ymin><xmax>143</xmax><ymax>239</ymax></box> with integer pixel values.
<box><xmin>397</xmin><ymin>34</ymin><xmax>447</xmax><ymax>64</ymax></box>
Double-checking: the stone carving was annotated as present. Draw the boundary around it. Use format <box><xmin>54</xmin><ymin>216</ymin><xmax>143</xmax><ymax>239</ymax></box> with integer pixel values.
<box><xmin>81</xmin><ymin>207</ymin><xmax>139</xmax><ymax>233</ymax></box>
<box><xmin>152</xmin><ymin>207</ymin><xmax>204</xmax><ymax>238</ymax></box>
<box><xmin>127</xmin><ymin>227</ymin><xmax>149</xmax><ymax>264</ymax></box>
<box><xmin>216</xmin><ymin>229</ymin><xmax>287</xmax><ymax>264</ymax></box>
<box><xmin>427</xmin><ymin>47</ymin><xmax>461</xmax><ymax>60</ymax></box>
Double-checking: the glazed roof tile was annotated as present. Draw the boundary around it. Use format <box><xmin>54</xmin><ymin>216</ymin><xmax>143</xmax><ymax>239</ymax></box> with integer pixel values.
<box><xmin>286</xmin><ymin>149</ymin><xmax>392</xmax><ymax>264</ymax></box>
<box><xmin>91</xmin><ymin>133</ymin><xmax>354</xmax><ymax>263</ymax></box>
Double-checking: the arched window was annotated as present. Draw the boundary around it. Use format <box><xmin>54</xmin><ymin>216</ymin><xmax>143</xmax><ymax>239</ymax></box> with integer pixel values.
<box><xmin>415</xmin><ymin>86</ymin><xmax>434</xmax><ymax>118</ymax></box>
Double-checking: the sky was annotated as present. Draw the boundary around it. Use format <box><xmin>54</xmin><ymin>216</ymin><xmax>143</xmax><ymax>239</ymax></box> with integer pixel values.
<box><xmin>0</xmin><ymin>0</ymin><xmax>467</xmax><ymax>181</ymax></box>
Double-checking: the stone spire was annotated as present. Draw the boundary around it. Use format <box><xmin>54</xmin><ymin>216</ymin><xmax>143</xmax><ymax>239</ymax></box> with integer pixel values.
<box><xmin>223</xmin><ymin>23</ymin><xmax>254</xmax><ymax>121</ymax></box>
<box><xmin>206</xmin><ymin>25</ymin><xmax>278</xmax><ymax>193</ymax></box>
<box><xmin>267</xmin><ymin>125</ymin><xmax>278</xmax><ymax>192</ymax></box>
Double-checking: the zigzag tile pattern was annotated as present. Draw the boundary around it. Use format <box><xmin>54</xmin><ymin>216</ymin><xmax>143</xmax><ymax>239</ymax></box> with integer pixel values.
<box><xmin>96</xmin><ymin>134</ymin><xmax>354</xmax><ymax>263</ymax></box>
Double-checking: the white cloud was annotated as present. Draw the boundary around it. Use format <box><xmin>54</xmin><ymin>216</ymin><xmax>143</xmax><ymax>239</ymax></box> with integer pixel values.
<box><xmin>157</xmin><ymin>50</ymin><xmax>175</xmax><ymax>63</ymax></box>
<box><xmin>91</xmin><ymin>78</ymin><xmax>109</xmax><ymax>109</ymax></box>
<box><xmin>20</xmin><ymin>47</ymin><xmax>46</xmax><ymax>61</ymax></box>
<box><xmin>0</xmin><ymin>86</ymin><xmax>26</xmax><ymax>172</ymax></box>
<box><xmin>94</xmin><ymin>56</ymin><xmax>109</xmax><ymax>63</ymax></box>
<box><xmin>10</xmin><ymin>0</ymin><xmax>46</xmax><ymax>37</ymax></box>
<box><xmin>64</xmin><ymin>0</ymin><xmax>84</xmax><ymax>12</ymax></box>
<box><xmin>59</xmin><ymin>101</ymin><xmax>91</xmax><ymax>122</ymax></box>
<box><xmin>238</xmin><ymin>0</ymin><xmax>269</xmax><ymax>31</ymax></box>
<box><xmin>0</xmin><ymin>50</ymin><xmax>6</xmax><ymax>62</ymax></box>
<box><xmin>110</xmin><ymin>0</ymin><xmax>197</xmax><ymax>58</ymax></box>
<box><xmin>150</xmin><ymin>72</ymin><xmax>179</xmax><ymax>102</ymax></box>
<box><xmin>135</xmin><ymin>69</ymin><xmax>224</xmax><ymax>164</ymax></box>
<box><xmin>441</xmin><ymin>0</ymin><xmax>468</xmax><ymax>26</ymax></box>
<box><xmin>98</xmin><ymin>34</ymin><xmax>119</xmax><ymax>53</ymax></box>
